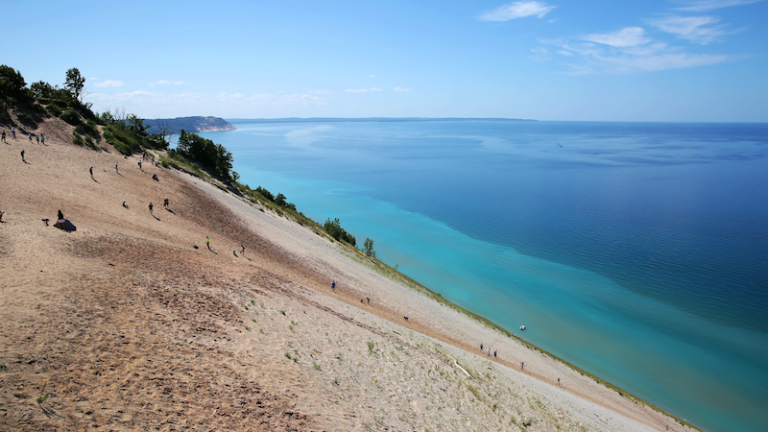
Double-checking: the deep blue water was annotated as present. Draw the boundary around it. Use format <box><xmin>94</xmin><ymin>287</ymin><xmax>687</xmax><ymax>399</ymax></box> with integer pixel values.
<box><xmin>201</xmin><ymin>121</ymin><xmax>768</xmax><ymax>432</ymax></box>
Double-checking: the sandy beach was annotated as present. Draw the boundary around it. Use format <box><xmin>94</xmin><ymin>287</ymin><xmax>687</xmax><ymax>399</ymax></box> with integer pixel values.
<box><xmin>0</xmin><ymin>116</ymin><xmax>699</xmax><ymax>431</ymax></box>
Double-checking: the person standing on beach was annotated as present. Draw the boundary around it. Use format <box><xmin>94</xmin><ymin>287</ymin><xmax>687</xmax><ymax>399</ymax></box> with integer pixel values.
<box><xmin>240</xmin><ymin>244</ymin><xmax>245</xmax><ymax>256</ymax></box>
<box><xmin>163</xmin><ymin>197</ymin><xmax>169</xmax><ymax>209</ymax></box>
<box><xmin>115</xmin><ymin>162</ymin><xmax>119</xmax><ymax>173</ymax></box>
<box><xmin>206</xmin><ymin>236</ymin><xmax>211</xmax><ymax>250</ymax></box>
<box><xmin>20</xmin><ymin>149</ymin><xmax>25</xmax><ymax>163</ymax></box>
<box><xmin>148</xmin><ymin>202</ymin><xmax>153</xmax><ymax>214</ymax></box>
<box><xmin>89</xmin><ymin>166</ymin><xmax>94</xmax><ymax>179</ymax></box>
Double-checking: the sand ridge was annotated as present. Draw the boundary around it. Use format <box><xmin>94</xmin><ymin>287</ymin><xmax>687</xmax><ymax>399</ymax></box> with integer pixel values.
<box><xmin>0</xmin><ymin>119</ymin><xmax>697</xmax><ymax>431</ymax></box>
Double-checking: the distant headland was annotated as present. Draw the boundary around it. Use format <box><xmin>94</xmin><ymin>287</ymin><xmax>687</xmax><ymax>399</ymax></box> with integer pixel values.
<box><xmin>226</xmin><ymin>117</ymin><xmax>537</xmax><ymax>124</ymax></box>
<box><xmin>145</xmin><ymin>116</ymin><xmax>236</xmax><ymax>134</ymax></box>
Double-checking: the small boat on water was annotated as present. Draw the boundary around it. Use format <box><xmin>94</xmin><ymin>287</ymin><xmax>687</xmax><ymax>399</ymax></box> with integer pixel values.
<box><xmin>519</xmin><ymin>325</ymin><xmax>526</xmax><ymax>331</ymax></box>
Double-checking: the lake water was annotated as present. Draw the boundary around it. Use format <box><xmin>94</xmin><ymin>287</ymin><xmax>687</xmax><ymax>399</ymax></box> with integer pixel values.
<box><xmin>201</xmin><ymin>121</ymin><xmax>768</xmax><ymax>432</ymax></box>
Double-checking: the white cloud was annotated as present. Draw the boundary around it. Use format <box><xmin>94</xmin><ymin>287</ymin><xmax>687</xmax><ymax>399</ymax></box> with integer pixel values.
<box><xmin>673</xmin><ymin>0</ymin><xmax>762</xmax><ymax>11</ymax></box>
<box><xmin>153</xmin><ymin>80</ymin><xmax>184</xmax><ymax>86</ymax></box>
<box><xmin>217</xmin><ymin>92</ymin><xmax>244</xmax><ymax>99</ymax></box>
<box><xmin>648</xmin><ymin>16</ymin><xmax>728</xmax><ymax>45</ymax></box>
<box><xmin>545</xmin><ymin>37</ymin><xmax>732</xmax><ymax>74</ymax></box>
<box><xmin>394</xmin><ymin>87</ymin><xmax>410</xmax><ymax>92</ymax></box>
<box><xmin>530</xmin><ymin>46</ymin><xmax>550</xmax><ymax>61</ymax></box>
<box><xmin>558</xmin><ymin>50</ymin><xmax>573</xmax><ymax>56</ymax></box>
<box><xmin>309</xmin><ymin>90</ymin><xmax>330</xmax><ymax>94</ymax></box>
<box><xmin>93</xmin><ymin>80</ymin><xmax>124</xmax><ymax>88</ymax></box>
<box><xmin>369</xmin><ymin>74</ymin><xmax>375</xmax><ymax>77</ymax></box>
<box><xmin>480</xmin><ymin>1</ymin><xmax>555</xmax><ymax>21</ymax></box>
<box><xmin>345</xmin><ymin>87</ymin><xmax>383</xmax><ymax>93</ymax></box>
<box><xmin>583</xmin><ymin>27</ymin><xmax>650</xmax><ymax>47</ymax></box>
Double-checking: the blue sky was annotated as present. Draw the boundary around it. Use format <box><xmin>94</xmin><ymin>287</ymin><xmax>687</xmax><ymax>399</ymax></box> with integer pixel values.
<box><xmin>5</xmin><ymin>0</ymin><xmax>767</xmax><ymax>121</ymax></box>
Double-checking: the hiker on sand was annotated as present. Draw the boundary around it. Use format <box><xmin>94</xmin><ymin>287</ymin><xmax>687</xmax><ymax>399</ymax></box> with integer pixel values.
<box><xmin>89</xmin><ymin>167</ymin><xmax>94</xmax><ymax>179</ymax></box>
<box><xmin>36</xmin><ymin>135</ymin><xmax>40</xmax><ymax>144</ymax></box>
<box><xmin>20</xmin><ymin>150</ymin><xmax>26</xmax><ymax>163</ymax></box>
<box><xmin>494</xmin><ymin>350</ymin><xmax>497</xmax><ymax>358</ymax></box>
<box><xmin>1</xmin><ymin>130</ymin><xmax>5</xmax><ymax>142</ymax></box>
<box><xmin>487</xmin><ymin>349</ymin><xmax>491</xmax><ymax>357</ymax></box>
<box><xmin>0</xmin><ymin>210</ymin><xmax>4</xmax><ymax>222</ymax></box>
<box><xmin>480</xmin><ymin>343</ymin><xmax>483</xmax><ymax>351</ymax></box>
<box><xmin>40</xmin><ymin>134</ymin><xmax>45</xmax><ymax>145</ymax></box>
<box><xmin>521</xmin><ymin>362</ymin><xmax>525</xmax><ymax>370</ymax></box>
<box><xmin>115</xmin><ymin>162</ymin><xmax>119</xmax><ymax>173</ymax></box>
<box><xmin>138</xmin><ymin>160</ymin><xmax>142</xmax><ymax>170</ymax></box>
<box><xmin>11</xmin><ymin>128</ymin><xmax>16</xmax><ymax>139</ymax></box>
<box><xmin>557</xmin><ymin>378</ymin><xmax>560</xmax><ymax>386</ymax></box>
<box><xmin>163</xmin><ymin>197</ymin><xmax>169</xmax><ymax>209</ymax></box>
<box><xmin>206</xmin><ymin>236</ymin><xmax>211</xmax><ymax>250</ymax></box>
<box><xmin>148</xmin><ymin>203</ymin><xmax>153</xmax><ymax>214</ymax></box>
<box><xmin>28</xmin><ymin>133</ymin><xmax>33</xmax><ymax>142</ymax></box>
<box><xmin>240</xmin><ymin>244</ymin><xmax>245</xmax><ymax>256</ymax></box>
<box><xmin>331</xmin><ymin>280</ymin><xmax>336</xmax><ymax>290</ymax></box>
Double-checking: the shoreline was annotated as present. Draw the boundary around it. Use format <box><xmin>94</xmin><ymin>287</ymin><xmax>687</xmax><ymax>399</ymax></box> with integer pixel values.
<box><xmin>0</xmin><ymin>124</ymin><xmax>701</xmax><ymax>431</ymax></box>
<box><xmin>185</xmin><ymin>165</ymin><xmax>702</xmax><ymax>432</ymax></box>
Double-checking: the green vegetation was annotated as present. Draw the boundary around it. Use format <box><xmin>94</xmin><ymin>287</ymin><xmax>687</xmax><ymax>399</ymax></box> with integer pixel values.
<box><xmin>170</xmin><ymin>129</ymin><xmax>234</xmax><ymax>181</ymax></box>
<box><xmin>36</xmin><ymin>382</ymin><xmax>50</xmax><ymax>404</ymax></box>
<box><xmin>324</xmin><ymin>218</ymin><xmax>356</xmax><ymax>246</ymax></box>
<box><xmin>367</xmin><ymin>341</ymin><xmax>375</xmax><ymax>354</ymax></box>
<box><xmin>363</xmin><ymin>238</ymin><xmax>376</xmax><ymax>257</ymax></box>
<box><xmin>101</xmin><ymin>111</ymin><xmax>168</xmax><ymax>155</ymax></box>
<box><xmin>1</xmin><ymin>65</ymin><xmax>99</xmax><ymax>139</ymax></box>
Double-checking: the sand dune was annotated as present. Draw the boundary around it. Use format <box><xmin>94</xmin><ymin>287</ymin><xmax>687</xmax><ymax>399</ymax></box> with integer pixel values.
<box><xmin>0</xmin><ymin>118</ymin><xmax>696</xmax><ymax>431</ymax></box>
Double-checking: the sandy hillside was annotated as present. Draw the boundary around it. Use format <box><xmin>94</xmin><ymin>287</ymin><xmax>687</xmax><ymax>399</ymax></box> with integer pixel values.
<box><xmin>0</xmin><ymin>118</ymin><xmax>698</xmax><ymax>432</ymax></box>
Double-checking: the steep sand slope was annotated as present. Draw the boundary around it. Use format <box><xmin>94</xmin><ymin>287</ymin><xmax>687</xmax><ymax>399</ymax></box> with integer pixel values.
<box><xmin>0</xmin><ymin>121</ymin><xmax>696</xmax><ymax>432</ymax></box>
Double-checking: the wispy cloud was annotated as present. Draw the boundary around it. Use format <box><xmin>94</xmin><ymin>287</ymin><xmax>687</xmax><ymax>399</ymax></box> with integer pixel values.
<box><xmin>583</xmin><ymin>27</ymin><xmax>650</xmax><ymax>47</ymax></box>
<box><xmin>672</xmin><ymin>0</ymin><xmax>762</xmax><ymax>11</ymax></box>
<box><xmin>345</xmin><ymin>87</ymin><xmax>383</xmax><ymax>92</ymax></box>
<box><xmin>217</xmin><ymin>92</ymin><xmax>244</xmax><ymax>99</ymax></box>
<box><xmin>93</xmin><ymin>80</ymin><xmax>124</xmax><ymax>88</ymax></box>
<box><xmin>530</xmin><ymin>46</ymin><xmax>550</xmax><ymax>61</ymax></box>
<box><xmin>309</xmin><ymin>90</ymin><xmax>330</xmax><ymax>94</ymax></box>
<box><xmin>544</xmin><ymin>34</ymin><xmax>732</xmax><ymax>73</ymax></box>
<box><xmin>480</xmin><ymin>1</ymin><xmax>555</xmax><ymax>21</ymax></box>
<box><xmin>394</xmin><ymin>87</ymin><xmax>410</xmax><ymax>92</ymax></box>
<box><xmin>648</xmin><ymin>16</ymin><xmax>730</xmax><ymax>45</ymax></box>
<box><xmin>151</xmin><ymin>80</ymin><xmax>184</xmax><ymax>87</ymax></box>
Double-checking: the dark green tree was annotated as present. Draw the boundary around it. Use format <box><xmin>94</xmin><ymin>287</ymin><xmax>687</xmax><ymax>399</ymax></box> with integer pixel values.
<box><xmin>0</xmin><ymin>65</ymin><xmax>27</xmax><ymax>101</ymax></box>
<box><xmin>363</xmin><ymin>238</ymin><xmax>376</xmax><ymax>258</ymax></box>
<box><xmin>65</xmin><ymin>67</ymin><xmax>85</xmax><ymax>101</ymax></box>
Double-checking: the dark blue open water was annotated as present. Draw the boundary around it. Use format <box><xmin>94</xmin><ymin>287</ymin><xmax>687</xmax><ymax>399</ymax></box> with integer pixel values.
<box><xmin>202</xmin><ymin>121</ymin><xmax>768</xmax><ymax>432</ymax></box>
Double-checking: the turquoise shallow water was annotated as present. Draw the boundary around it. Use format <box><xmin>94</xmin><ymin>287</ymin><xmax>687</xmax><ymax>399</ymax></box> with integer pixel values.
<box><xmin>201</xmin><ymin>121</ymin><xmax>768</xmax><ymax>432</ymax></box>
